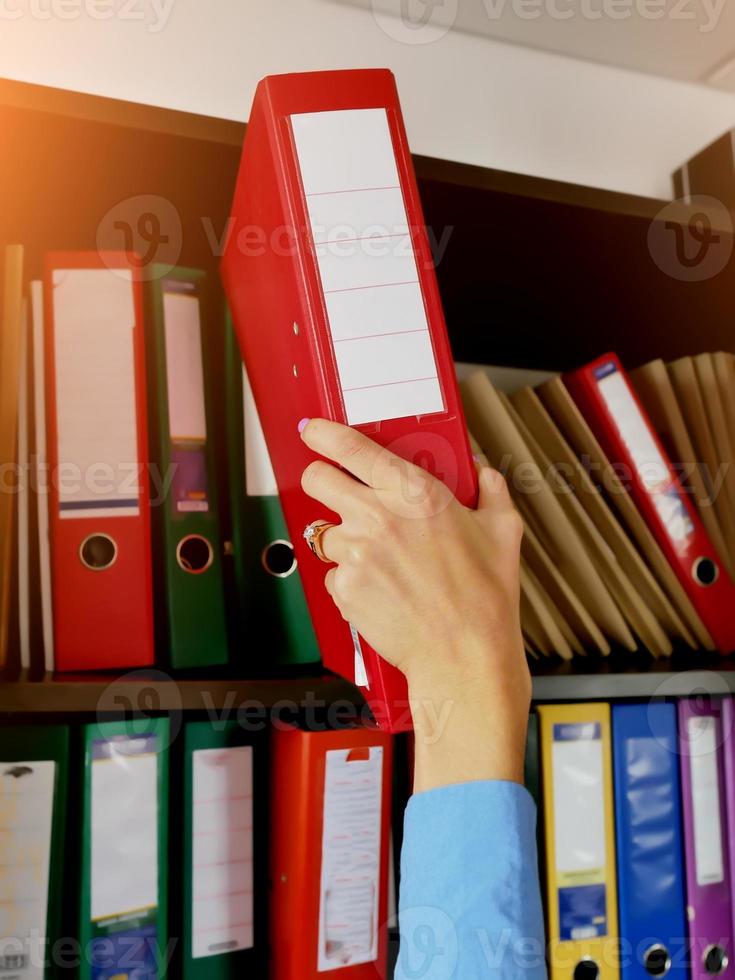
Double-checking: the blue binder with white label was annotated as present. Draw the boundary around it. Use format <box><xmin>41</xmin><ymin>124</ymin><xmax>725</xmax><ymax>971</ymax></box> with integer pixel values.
<box><xmin>612</xmin><ymin>703</ymin><xmax>688</xmax><ymax>980</ymax></box>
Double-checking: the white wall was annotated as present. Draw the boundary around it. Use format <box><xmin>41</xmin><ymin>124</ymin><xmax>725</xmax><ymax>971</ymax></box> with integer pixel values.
<box><xmin>1</xmin><ymin>0</ymin><xmax>735</xmax><ymax>198</ymax></box>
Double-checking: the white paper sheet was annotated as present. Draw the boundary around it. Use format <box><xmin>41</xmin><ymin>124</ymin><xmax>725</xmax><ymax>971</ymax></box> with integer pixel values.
<box><xmin>597</xmin><ymin>369</ymin><xmax>669</xmax><ymax>491</ymax></box>
<box><xmin>17</xmin><ymin>299</ymin><xmax>30</xmax><ymax>670</ymax></box>
<box><xmin>552</xmin><ymin>725</ymin><xmax>605</xmax><ymax>874</ymax></box>
<box><xmin>242</xmin><ymin>366</ymin><xmax>278</xmax><ymax>498</ymax></box>
<box><xmin>191</xmin><ymin>746</ymin><xmax>254</xmax><ymax>959</ymax></box>
<box><xmin>163</xmin><ymin>290</ymin><xmax>207</xmax><ymax>443</ymax></box>
<box><xmin>0</xmin><ymin>760</ymin><xmax>55</xmax><ymax>980</ymax></box>
<box><xmin>291</xmin><ymin>108</ymin><xmax>444</xmax><ymax>426</ymax></box>
<box><xmin>52</xmin><ymin>268</ymin><xmax>140</xmax><ymax>519</ymax></box>
<box><xmin>688</xmin><ymin>715</ymin><xmax>725</xmax><ymax>886</ymax></box>
<box><xmin>31</xmin><ymin>281</ymin><xmax>54</xmax><ymax>671</ymax></box>
<box><xmin>90</xmin><ymin>740</ymin><xmax>158</xmax><ymax>922</ymax></box>
<box><xmin>318</xmin><ymin>746</ymin><xmax>383</xmax><ymax>972</ymax></box>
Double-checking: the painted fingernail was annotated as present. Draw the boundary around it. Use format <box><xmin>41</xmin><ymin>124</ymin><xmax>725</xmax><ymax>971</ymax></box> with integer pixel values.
<box><xmin>472</xmin><ymin>453</ymin><xmax>483</xmax><ymax>462</ymax></box>
<box><xmin>298</xmin><ymin>417</ymin><xmax>310</xmax><ymax>434</ymax></box>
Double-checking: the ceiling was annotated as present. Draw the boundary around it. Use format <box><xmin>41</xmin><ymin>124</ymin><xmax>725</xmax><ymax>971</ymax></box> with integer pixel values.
<box><xmin>335</xmin><ymin>0</ymin><xmax>735</xmax><ymax>90</ymax></box>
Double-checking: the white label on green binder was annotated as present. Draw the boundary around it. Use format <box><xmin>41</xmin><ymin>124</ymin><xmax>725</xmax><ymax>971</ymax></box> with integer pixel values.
<box><xmin>688</xmin><ymin>715</ymin><xmax>724</xmax><ymax>886</ymax></box>
<box><xmin>0</xmin><ymin>760</ymin><xmax>55</xmax><ymax>980</ymax></box>
<box><xmin>318</xmin><ymin>746</ymin><xmax>383</xmax><ymax>972</ymax></box>
<box><xmin>52</xmin><ymin>268</ymin><xmax>140</xmax><ymax>518</ymax></box>
<box><xmin>191</xmin><ymin>746</ymin><xmax>254</xmax><ymax>958</ymax></box>
<box><xmin>290</xmin><ymin>108</ymin><xmax>445</xmax><ymax>426</ymax></box>
<box><xmin>242</xmin><ymin>365</ymin><xmax>279</xmax><ymax>498</ymax></box>
<box><xmin>91</xmin><ymin>739</ymin><xmax>158</xmax><ymax>921</ymax></box>
<box><xmin>163</xmin><ymin>290</ymin><xmax>207</xmax><ymax>443</ymax></box>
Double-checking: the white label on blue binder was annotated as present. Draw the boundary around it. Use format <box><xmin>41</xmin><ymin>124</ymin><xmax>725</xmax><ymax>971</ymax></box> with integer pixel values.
<box><xmin>687</xmin><ymin>715</ymin><xmax>724</xmax><ymax>886</ymax></box>
<box><xmin>163</xmin><ymin>291</ymin><xmax>207</xmax><ymax>444</ymax></box>
<box><xmin>242</xmin><ymin>366</ymin><xmax>279</xmax><ymax>498</ymax></box>
<box><xmin>91</xmin><ymin>737</ymin><xmax>158</xmax><ymax>922</ymax></box>
<box><xmin>192</xmin><ymin>747</ymin><xmax>254</xmax><ymax>958</ymax></box>
<box><xmin>52</xmin><ymin>268</ymin><xmax>140</xmax><ymax>518</ymax></box>
<box><xmin>290</xmin><ymin>108</ymin><xmax>445</xmax><ymax>426</ymax></box>
<box><xmin>318</xmin><ymin>746</ymin><xmax>383</xmax><ymax>972</ymax></box>
<box><xmin>0</xmin><ymin>760</ymin><xmax>55</xmax><ymax>980</ymax></box>
<box><xmin>552</xmin><ymin>722</ymin><xmax>608</xmax><ymax>940</ymax></box>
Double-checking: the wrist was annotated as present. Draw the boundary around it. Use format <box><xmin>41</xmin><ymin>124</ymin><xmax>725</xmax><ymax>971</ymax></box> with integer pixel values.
<box><xmin>407</xmin><ymin>665</ymin><xmax>530</xmax><ymax>794</ymax></box>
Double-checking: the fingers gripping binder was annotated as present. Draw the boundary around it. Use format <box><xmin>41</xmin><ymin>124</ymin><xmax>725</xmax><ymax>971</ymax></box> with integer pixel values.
<box><xmin>221</xmin><ymin>70</ymin><xmax>477</xmax><ymax>732</ymax></box>
<box><xmin>564</xmin><ymin>353</ymin><xmax>735</xmax><ymax>653</ymax></box>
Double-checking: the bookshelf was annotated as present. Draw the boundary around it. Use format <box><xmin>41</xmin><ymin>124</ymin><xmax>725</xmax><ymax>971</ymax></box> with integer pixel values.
<box><xmin>3</xmin><ymin>75</ymin><xmax>735</xmax><ymax>710</ymax></box>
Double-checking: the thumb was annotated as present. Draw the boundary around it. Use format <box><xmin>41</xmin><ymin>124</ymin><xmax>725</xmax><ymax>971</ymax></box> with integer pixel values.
<box><xmin>474</xmin><ymin>465</ymin><xmax>524</xmax><ymax>544</ymax></box>
<box><xmin>476</xmin><ymin>465</ymin><xmax>513</xmax><ymax>513</ymax></box>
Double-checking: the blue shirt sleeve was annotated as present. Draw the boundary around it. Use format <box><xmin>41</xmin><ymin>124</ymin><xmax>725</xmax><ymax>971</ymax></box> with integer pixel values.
<box><xmin>395</xmin><ymin>780</ymin><xmax>547</xmax><ymax>980</ymax></box>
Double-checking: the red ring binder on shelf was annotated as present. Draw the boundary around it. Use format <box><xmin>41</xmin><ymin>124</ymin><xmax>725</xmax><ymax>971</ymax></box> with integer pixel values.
<box><xmin>270</xmin><ymin>723</ymin><xmax>393</xmax><ymax>980</ymax></box>
<box><xmin>221</xmin><ymin>69</ymin><xmax>477</xmax><ymax>732</ymax></box>
<box><xmin>564</xmin><ymin>352</ymin><xmax>735</xmax><ymax>653</ymax></box>
<box><xmin>45</xmin><ymin>251</ymin><xmax>155</xmax><ymax>670</ymax></box>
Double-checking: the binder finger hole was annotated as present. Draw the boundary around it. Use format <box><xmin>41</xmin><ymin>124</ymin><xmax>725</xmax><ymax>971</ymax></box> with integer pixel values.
<box><xmin>574</xmin><ymin>960</ymin><xmax>600</xmax><ymax>980</ymax></box>
<box><xmin>262</xmin><ymin>539</ymin><xmax>297</xmax><ymax>578</ymax></box>
<box><xmin>693</xmin><ymin>557</ymin><xmax>719</xmax><ymax>587</ymax></box>
<box><xmin>704</xmin><ymin>946</ymin><xmax>728</xmax><ymax>976</ymax></box>
<box><xmin>644</xmin><ymin>945</ymin><xmax>671</xmax><ymax>977</ymax></box>
<box><xmin>176</xmin><ymin>535</ymin><xmax>213</xmax><ymax>575</ymax></box>
<box><xmin>79</xmin><ymin>534</ymin><xmax>117</xmax><ymax>571</ymax></box>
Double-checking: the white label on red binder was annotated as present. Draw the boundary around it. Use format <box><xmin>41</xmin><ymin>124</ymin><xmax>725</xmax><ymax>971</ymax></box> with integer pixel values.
<box><xmin>52</xmin><ymin>268</ymin><xmax>140</xmax><ymax>518</ymax></box>
<box><xmin>688</xmin><ymin>715</ymin><xmax>725</xmax><ymax>886</ymax></box>
<box><xmin>242</xmin><ymin>365</ymin><xmax>279</xmax><ymax>498</ymax></box>
<box><xmin>0</xmin><ymin>760</ymin><xmax>55</xmax><ymax>980</ymax></box>
<box><xmin>596</xmin><ymin>366</ymin><xmax>695</xmax><ymax>541</ymax></box>
<box><xmin>318</xmin><ymin>746</ymin><xmax>383</xmax><ymax>972</ymax></box>
<box><xmin>192</xmin><ymin>746</ymin><xmax>254</xmax><ymax>958</ymax></box>
<box><xmin>596</xmin><ymin>368</ymin><xmax>670</xmax><ymax>491</ymax></box>
<box><xmin>163</xmin><ymin>290</ymin><xmax>207</xmax><ymax>444</ymax></box>
<box><xmin>290</xmin><ymin>108</ymin><xmax>445</xmax><ymax>426</ymax></box>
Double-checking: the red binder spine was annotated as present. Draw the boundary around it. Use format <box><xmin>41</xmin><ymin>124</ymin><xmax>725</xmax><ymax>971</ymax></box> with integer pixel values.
<box><xmin>270</xmin><ymin>725</ymin><xmax>393</xmax><ymax>980</ymax></box>
<box><xmin>564</xmin><ymin>352</ymin><xmax>735</xmax><ymax>652</ymax></box>
<box><xmin>222</xmin><ymin>69</ymin><xmax>477</xmax><ymax>732</ymax></box>
<box><xmin>45</xmin><ymin>251</ymin><xmax>154</xmax><ymax>669</ymax></box>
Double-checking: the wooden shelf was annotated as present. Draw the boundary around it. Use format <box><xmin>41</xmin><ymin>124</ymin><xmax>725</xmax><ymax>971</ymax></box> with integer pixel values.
<box><xmin>3</xmin><ymin>659</ymin><xmax>735</xmax><ymax>714</ymax></box>
<box><xmin>0</xmin><ymin>670</ymin><xmax>364</xmax><ymax>714</ymax></box>
<box><xmin>531</xmin><ymin>654</ymin><xmax>735</xmax><ymax>701</ymax></box>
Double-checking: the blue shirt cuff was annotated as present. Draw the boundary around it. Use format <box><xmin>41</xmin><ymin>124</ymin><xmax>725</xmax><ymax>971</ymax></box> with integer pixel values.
<box><xmin>395</xmin><ymin>780</ymin><xmax>547</xmax><ymax>980</ymax></box>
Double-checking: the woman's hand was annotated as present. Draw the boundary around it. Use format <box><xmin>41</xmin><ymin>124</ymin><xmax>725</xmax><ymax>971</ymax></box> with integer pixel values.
<box><xmin>300</xmin><ymin>418</ymin><xmax>531</xmax><ymax>793</ymax></box>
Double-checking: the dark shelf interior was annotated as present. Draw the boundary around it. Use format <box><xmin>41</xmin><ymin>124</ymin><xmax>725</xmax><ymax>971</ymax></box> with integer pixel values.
<box><xmin>2</xmin><ymin>76</ymin><xmax>734</xmax><ymax>709</ymax></box>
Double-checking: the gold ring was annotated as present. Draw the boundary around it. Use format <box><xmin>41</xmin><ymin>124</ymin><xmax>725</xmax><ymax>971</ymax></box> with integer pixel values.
<box><xmin>303</xmin><ymin>520</ymin><xmax>337</xmax><ymax>563</ymax></box>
